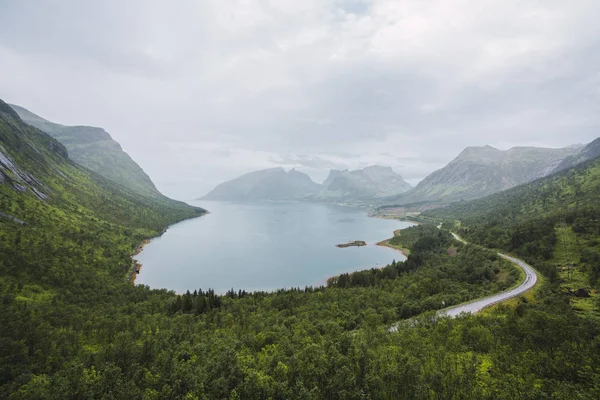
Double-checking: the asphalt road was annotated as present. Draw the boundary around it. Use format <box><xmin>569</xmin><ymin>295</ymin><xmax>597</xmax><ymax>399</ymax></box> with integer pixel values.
<box><xmin>389</xmin><ymin>232</ymin><xmax>538</xmax><ymax>331</ymax></box>
<box><xmin>441</xmin><ymin>233</ymin><xmax>538</xmax><ymax>317</ymax></box>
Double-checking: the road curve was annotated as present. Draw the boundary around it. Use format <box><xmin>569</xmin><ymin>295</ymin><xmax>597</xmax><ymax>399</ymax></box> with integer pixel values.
<box><xmin>389</xmin><ymin>232</ymin><xmax>538</xmax><ymax>331</ymax></box>
<box><xmin>441</xmin><ymin>233</ymin><xmax>538</xmax><ymax>317</ymax></box>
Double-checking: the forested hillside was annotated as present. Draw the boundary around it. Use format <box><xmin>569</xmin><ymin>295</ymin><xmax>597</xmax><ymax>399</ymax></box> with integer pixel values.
<box><xmin>425</xmin><ymin>155</ymin><xmax>600</xmax><ymax>271</ymax></box>
<box><xmin>2</xmin><ymin>95</ymin><xmax>600</xmax><ymax>398</ymax></box>
<box><xmin>425</xmin><ymin>153</ymin><xmax>600</xmax><ymax>315</ymax></box>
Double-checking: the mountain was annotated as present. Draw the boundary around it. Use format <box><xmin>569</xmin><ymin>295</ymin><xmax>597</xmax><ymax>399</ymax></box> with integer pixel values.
<box><xmin>387</xmin><ymin>145</ymin><xmax>581</xmax><ymax>205</ymax></box>
<box><xmin>313</xmin><ymin>165</ymin><xmax>412</xmax><ymax>202</ymax></box>
<box><xmin>200</xmin><ymin>167</ymin><xmax>321</xmax><ymax>201</ymax></box>
<box><xmin>426</xmin><ymin>151</ymin><xmax>600</xmax><ymax>225</ymax></box>
<box><xmin>0</xmin><ymin>103</ymin><xmax>68</xmax><ymax>201</ymax></box>
<box><xmin>9</xmin><ymin>103</ymin><xmax>164</xmax><ymax>199</ymax></box>
<box><xmin>424</xmin><ymin>146</ymin><xmax>600</xmax><ymax>277</ymax></box>
<box><xmin>554</xmin><ymin>137</ymin><xmax>600</xmax><ymax>172</ymax></box>
<box><xmin>0</xmin><ymin>99</ymin><xmax>203</xmax><ymax>226</ymax></box>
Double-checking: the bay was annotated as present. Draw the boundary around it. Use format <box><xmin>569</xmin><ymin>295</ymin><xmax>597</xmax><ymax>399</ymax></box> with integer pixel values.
<box><xmin>136</xmin><ymin>200</ymin><xmax>413</xmax><ymax>293</ymax></box>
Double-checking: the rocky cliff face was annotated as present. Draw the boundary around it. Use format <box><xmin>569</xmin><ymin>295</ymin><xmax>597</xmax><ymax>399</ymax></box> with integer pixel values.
<box><xmin>200</xmin><ymin>168</ymin><xmax>321</xmax><ymax>201</ymax></box>
<box><xmin>388</xmin><ymin>145</ymin><xmax>581</xmax><ymax>205</ymax></box>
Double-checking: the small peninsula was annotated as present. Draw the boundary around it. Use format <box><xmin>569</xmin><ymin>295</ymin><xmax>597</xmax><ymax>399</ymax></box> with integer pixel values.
<box><xmin>336</xmin><ymin>240</ymin><xmax>367</xmax><ymax>248</ymax></box>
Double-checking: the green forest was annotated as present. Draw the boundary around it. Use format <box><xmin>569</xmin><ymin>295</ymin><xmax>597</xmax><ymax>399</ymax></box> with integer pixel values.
<box><xmin>2</xmin><ymin>99</ymin><xmax>600</xmax><ymax>399</ymax></box>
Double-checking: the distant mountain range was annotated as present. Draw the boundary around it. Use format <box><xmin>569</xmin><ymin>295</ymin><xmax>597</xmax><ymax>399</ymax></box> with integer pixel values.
<box><xmin>10</xmin><ymin>104</ymin><xmax>164</xmax><ymax>200</ymax></box>
<box><xmin>201</xmin><ymin>142</ymin><xmax>594</xmax><ymax>206</ymax></box>
<box><xmin>200</xmin><ymin>165</ymin><xmax>413</xmax><ymax>202</ymax></box>
<box><xmin>385</xmin><ymin>145</ymin><xmax>583</xmax><ymax>205</ymax></box>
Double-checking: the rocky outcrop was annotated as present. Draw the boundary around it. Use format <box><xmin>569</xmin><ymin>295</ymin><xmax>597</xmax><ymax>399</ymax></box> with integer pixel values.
<box><xmin>0</xmin><ymin>145</ymin><xmax>49</xmax><ymax>200</ymax></box>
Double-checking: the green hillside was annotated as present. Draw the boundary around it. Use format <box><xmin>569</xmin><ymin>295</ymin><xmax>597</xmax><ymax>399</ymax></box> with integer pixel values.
<box><xmin>425</xmin><ymin>154</ymin><xmax>600</xmax><ymax>308</ymax></box>
<box><xmin>9</xmin><ymin>104</ymin><xmax>167</xmax><ymax>200</ymax></box>
<box><xmin>425</xmin><ymin>155</ymin><xmax>600</xmax><ymax>252</ymax></box>
<box><xmin>0</xmin><ymin>99</ymin><xmax>204</xmax><ymax>277</ymax></box>
<box><xmin>2</xmin><ymin>97</ymin><xmax>600</xmax><ymax>398</ymax></box>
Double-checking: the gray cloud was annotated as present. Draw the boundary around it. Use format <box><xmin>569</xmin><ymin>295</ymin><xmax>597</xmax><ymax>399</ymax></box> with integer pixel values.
<box><xmin>1</xmin><ymin>0</ymin><xmax>599</xmax><ymax>199</ymax></box>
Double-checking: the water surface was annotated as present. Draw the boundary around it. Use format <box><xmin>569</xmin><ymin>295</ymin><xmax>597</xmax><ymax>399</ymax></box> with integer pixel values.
<box><xmin>136</xmin><ymin>201</ymin><xmax>412</xmax><ymax>293</ymax></box>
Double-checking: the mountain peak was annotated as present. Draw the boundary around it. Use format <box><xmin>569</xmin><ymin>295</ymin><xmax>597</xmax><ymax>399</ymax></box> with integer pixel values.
<box><xmin>456</xmin><ymin>145</ymin><xmax>501</xmax><ymax>160</ymax></box>
<box><xmin>363</xmin><ymin>165</ymin><xmax>394</xmax><ymax>173</ymax></box>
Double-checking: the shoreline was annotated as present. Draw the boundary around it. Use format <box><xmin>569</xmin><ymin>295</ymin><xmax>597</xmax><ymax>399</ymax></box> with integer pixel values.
<box><xmin>128</xmin><ymin>212</ymin><xmax>208</xmax><ymax>285</ymax></box>
<box><xmin>375</xmin><ymin>238</ymin><xmax>409</xmax><ymax>258</ymax></box>
<box><xmin>370</xmin><ymin>214</ymin><xmax>422</xmax><ymax>226</ymax></box>
<box><xmin>129</xmin><ymin>239</ymin><xmax>151</xmax><ymax>284</ymax></box>
<box><xmin>369</xmin><ymin>215</ymin><xmax>414</xmax><ymax>258</ymax></box>
<box><xmin>325</xmin><ymin>217</ymin><xmax>415</xmax><ymax>285</ymax></box>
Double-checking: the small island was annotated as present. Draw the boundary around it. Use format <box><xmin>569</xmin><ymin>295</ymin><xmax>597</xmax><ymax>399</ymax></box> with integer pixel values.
<box><xmin>336</xmin><ymin>240</ymin><xmax>367</xmax><ymax>248</ymax></box>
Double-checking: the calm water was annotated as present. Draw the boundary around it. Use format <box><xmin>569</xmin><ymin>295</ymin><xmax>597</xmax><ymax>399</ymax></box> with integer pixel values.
<box><xmin>136</xmin><ymin>201</ymin><xmax>412</xmax><ymax>293</ymax></box>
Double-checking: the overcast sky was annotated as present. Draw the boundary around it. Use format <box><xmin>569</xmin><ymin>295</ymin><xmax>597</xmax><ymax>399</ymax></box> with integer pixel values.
<box><xmin>1</xmin><ymin>0</ymin><xmax>599</xmax><ymax>199</ymax></box>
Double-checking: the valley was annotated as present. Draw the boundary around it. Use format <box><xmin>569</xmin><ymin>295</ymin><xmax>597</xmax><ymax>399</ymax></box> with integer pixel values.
<box><xmin>1</xmin><ymin>96</ymin><xmax>600</xmax><ymax>398</ymax></box>
<box><xmin>3</xmin><ymin>2</ymin><xmax>600</xmax><ymax>397</ymax></box>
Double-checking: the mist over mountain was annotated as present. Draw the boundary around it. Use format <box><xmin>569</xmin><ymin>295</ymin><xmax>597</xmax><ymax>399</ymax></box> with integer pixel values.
<box><xmin>200</xmin><ymin>167</ymin><xmax>321</xmax><ymax>201</ymax></box>
<box><xmin>9</xmin><ymin>104</ymin><xmax>164</xmax><ymax>200</ymax></box>
<box><xmin>312</xmin><ymin>166</ymin><xmax>412</xmax><ymax>202</ymax></box>
<box><xmin>387</xmin><ymin>144</ymin><xmax>582</xmax><ymax>205</ymax></box>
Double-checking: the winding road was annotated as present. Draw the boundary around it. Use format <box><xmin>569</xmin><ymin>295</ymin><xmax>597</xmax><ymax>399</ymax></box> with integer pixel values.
<box><xmin>440</xmin><ymin>233</ymin><xmax>538</xmax><ymax>317</ymax></box>
<box><xmin>389</xmin><ymin>232</ymin><xmax>538</xmax><ymax>331</ymax></box>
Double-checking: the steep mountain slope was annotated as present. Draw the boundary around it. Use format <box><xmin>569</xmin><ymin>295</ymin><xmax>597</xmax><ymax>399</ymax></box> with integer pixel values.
<box><xmin>200</xmin><ymin>167</ymin><xmax>321</xmax><ymax>200</ymax></box>
<box><xmin>0</xmin><ymin>98</ymin><xmax>203</xmax><ymax>233</ymax></box>
<box><xmin>420</xmin><ymin>149</ymin><xmax>600</xmax><ymax>305</ymax></box>
<box><xmin>10</xmin><ymin>104</ymin><xmax>164</xmax><ymax>199</ymax></box>
<box><xmin>313</xmin><ymin>165</ymin><xmax>412</xmax><ymax>202</ymax></box>
<box><xmin>425</xmin><ymin>154</ymin><xmax>600</xmax><ymax>225</ymax></box>
<box><xmin>388</xmin><ymin>145</ymin><xmax>580</xmax><ymax>204</ymax></box>
<box><xmin>554</xmin><ymin>137</ymin><xmax>600</xmax><ymax>172</ymax></box>
<box><xmin>0</xmin><ymin>97</ymin><xmax>206</xmax><ymax>393</ymax></box>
